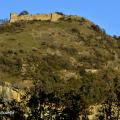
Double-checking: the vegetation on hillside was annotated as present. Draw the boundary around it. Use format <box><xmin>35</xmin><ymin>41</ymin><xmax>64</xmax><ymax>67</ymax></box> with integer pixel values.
<box><xmin>0</xmin><ymin>14</ymin><xmax>120</xmax><ymax>119</ymax></box>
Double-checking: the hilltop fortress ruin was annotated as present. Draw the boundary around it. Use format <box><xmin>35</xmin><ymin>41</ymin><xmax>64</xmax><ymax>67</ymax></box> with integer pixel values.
<box><xmin>10</xmin><ymin>12</ymin><xmax>64</xmax><ymax>23</ymax></box>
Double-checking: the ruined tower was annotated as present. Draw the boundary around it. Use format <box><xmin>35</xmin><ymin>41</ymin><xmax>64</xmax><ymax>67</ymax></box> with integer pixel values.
<box><xmin>10</xmin><ymin>12</ymin><xmax>18</xmax><ymax>23</ymax></box>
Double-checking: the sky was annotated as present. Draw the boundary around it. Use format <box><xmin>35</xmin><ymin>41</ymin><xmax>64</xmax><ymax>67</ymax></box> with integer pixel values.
<box><xmin>0</xmin><ymin>0</ymin><xmax>120</xmax><ymax>36</ymax></box>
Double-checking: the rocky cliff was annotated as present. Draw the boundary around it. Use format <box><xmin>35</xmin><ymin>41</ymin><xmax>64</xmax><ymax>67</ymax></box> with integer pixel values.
<box><xmin>0</xmin><ymin>81</ymin><xmax>24</xmax><ymax>102</ymax></box>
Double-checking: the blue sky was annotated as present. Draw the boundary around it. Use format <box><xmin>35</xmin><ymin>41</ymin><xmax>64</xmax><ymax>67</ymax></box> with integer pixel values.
<box><xmin>0</xmin><ymin>0</ymin><xmax>120</xmax><ymax>35</ymax></box>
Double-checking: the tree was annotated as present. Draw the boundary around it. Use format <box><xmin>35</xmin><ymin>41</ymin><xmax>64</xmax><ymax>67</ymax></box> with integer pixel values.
<box><xmin>18</xmin><ymin>10</ymin><xmax>29</xmax><ymax>16</ymax></box>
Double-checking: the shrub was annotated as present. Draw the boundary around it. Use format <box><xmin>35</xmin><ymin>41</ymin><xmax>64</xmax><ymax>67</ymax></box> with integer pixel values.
<box><xmin>70</xmin><ymin>28</ymin><xmax>80</xmax><ymax>34</ymax></box>
<box><xmin>55</xmin><ymin>12</ymin><xmax>64</xmax><ymax>15</ymax></box>
<box><xmin>18</xmin><ymin>10</ymin><xmax>29</xmax><ymax>16</ymax></box>
<box><xmin>91</xmin><ymin>24</ymin><xmax>101</xmax><ymax>32</ymax></box>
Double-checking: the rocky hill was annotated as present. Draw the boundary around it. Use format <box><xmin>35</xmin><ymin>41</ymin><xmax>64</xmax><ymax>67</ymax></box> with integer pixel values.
<box><xmin>0</xmin><ymin>13</ymin><xmax>120</xmax><ymax>120</ymax></box>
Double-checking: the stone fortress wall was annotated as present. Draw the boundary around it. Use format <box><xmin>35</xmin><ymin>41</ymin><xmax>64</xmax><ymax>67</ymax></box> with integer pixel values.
<box><xmin>10</xmin><ymin>12</ymin><xmax>64</xmax><ymax>23</ymax></box>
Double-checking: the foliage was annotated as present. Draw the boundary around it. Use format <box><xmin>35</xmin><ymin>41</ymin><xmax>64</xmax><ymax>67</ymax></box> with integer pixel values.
<box><xmin>18</xmin><ymin>10</ymin><xmax>29</xmax><ymax>16</ymax></box>
<box><xmin>0</xmin><ymin>14</ymin><xmax>120</xmax><ymax>119</ymax></box>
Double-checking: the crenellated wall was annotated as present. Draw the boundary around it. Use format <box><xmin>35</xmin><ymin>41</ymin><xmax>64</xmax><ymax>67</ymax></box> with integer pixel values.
<box><xmin>10</xmin><ymin>12</ymin><xmax>64</xmax><ymax>23</ymax></box>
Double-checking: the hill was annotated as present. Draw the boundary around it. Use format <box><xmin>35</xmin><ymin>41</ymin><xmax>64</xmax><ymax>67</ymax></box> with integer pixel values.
<box><xmin>0</xmin><ymin>13</ymin><xmax>120</xmax><ymax>120</ymax></box>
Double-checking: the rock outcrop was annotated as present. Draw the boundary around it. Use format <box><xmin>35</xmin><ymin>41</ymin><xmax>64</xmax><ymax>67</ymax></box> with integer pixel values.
<box><xmin>0</xmin><ymin>81</ymin><xmax>25</xmax><ymax>102</ymax></box>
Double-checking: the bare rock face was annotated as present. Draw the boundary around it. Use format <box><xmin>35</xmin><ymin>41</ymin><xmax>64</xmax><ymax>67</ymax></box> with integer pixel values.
<box><xmin>0</xmin><ymin>81</ymin><xmax>24</xmax><ymax>102</ymax></box>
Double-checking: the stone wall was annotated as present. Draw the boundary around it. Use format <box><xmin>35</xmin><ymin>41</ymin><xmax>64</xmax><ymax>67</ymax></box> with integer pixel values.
<box><xmin>51</xmin><ymin>13</ymin><xmax>63</xmax><ymax>21</ymax></box>
<box><xmin>10</xmin><ymin>12</ymin><xmax>64</xmax><ymax>23</ymax></box>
